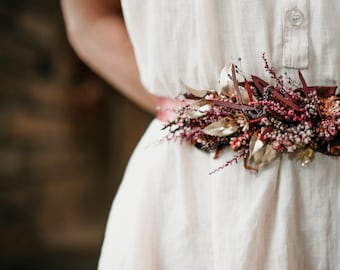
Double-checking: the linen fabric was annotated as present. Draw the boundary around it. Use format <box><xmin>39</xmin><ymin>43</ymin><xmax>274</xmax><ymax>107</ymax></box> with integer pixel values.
<box><xmin>98</xmin><ymin>0</ymin><xmax>340</xmax><ymax>269</ymax></box>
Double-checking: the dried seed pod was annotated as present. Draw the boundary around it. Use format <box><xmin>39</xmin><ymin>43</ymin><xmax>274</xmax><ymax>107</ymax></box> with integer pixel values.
<box><xmin>328</xmin><ymin>145</ymin><xmax>340</xmax><ymax>156</ymax></box>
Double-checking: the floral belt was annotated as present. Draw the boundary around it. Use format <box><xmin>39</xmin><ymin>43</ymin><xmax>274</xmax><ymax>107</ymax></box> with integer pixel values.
<box><xmin>159</xmin><ymin>55</ymin><xmax>340</xmax><ymax>172</ymax></box>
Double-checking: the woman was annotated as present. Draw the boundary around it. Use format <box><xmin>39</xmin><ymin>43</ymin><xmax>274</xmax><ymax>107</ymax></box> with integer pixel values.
<box><xmin>62</xmin><ymin>1</ymin><xmax>340</xmax><ymax>269</ymax></box>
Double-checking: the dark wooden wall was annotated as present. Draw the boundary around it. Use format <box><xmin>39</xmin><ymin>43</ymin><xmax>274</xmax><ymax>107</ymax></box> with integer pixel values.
<box><xmin>0</xmin><ymin>1</ymin><xmax>152</xmax><ymax>269</ymax></box>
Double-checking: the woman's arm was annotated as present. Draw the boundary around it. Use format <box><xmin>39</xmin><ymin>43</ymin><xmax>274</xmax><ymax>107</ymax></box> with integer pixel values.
<box><xmin>61</xmin><ymin>0</ymin><xmax>157</xmax><ymax>114</ymax></box>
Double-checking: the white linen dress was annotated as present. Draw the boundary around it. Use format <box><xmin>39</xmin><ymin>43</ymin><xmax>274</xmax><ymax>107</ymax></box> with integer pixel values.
<box><xmin>98</xmin><ymin>1</ymin><xmax>340</xmax><ymax>269</ymax></box>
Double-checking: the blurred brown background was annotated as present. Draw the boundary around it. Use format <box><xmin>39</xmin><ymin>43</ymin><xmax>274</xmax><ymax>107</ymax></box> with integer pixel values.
<box><xmin>0</xmin><ymin>1</ymin><xmax>152</xmax><ymax>269</ymax></box>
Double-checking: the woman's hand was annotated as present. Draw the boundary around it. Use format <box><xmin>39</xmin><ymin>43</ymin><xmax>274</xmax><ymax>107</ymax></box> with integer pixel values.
<box><xmin>61</xmin><ymin>0</ymin><xmax>157</xmax><ymax>114</ymax></box>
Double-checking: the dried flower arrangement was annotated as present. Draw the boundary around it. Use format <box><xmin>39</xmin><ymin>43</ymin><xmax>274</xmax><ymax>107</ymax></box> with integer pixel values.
<box><xmin>162</xmin><ymin>55</ymin><xmax>340</xmax><ymax>172</ymax></box>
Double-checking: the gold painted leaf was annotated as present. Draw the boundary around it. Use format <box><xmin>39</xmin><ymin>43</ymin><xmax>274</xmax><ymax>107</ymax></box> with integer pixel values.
<box><xmin>219</xmin><ymin>64</ymin><xmax>235</xmax><ymax>96</ymax></box>
<box><xmin>248</xmin><ymin>135</ymin><xmax>277</xmax><ymax>169</ymax></box>
<box><xmin>248</xmin><ymin>136</ymin><xmax>264</xmax><ymax>160</ymax></box>
<box><xmin>295</xmin><ymin>148</ymin><xmax>314</xmax><ymax>167</ymax></box>
<box><xmin>181</xmin><ymin>81</ymin><xmax>208</xmax><ymax>98</ymax></box>
<box><xmin>239</xmin><ymin>86</ymin><xmax>250</xmax><ymax>104</ymax></box>
<box><xmin>202</xmin><ymin>119</ymin><xmax>238</xmax><ymax>137</ymax></box>
<box><xmin>186</xmin><ymin>100</ymin><xmax>212</xmax><ymax>118</ymax></box>
<box><xmin>255</xmin><ymin>144</ymin><xmax>277</xmax><ymax>168</ymax></box>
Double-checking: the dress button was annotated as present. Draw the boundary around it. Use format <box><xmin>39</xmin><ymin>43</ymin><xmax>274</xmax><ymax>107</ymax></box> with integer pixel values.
<box><xmin>287</xmin><ymin>8</ymin><xmax>304</xmax><ymax>27</ymax></box>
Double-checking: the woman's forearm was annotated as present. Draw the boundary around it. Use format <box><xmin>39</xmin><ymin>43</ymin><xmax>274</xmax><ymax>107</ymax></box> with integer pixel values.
<box><xmin>61</xmin><ymin>0</ymin><xmax>157</xmax><ymax>114</ymax></box>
